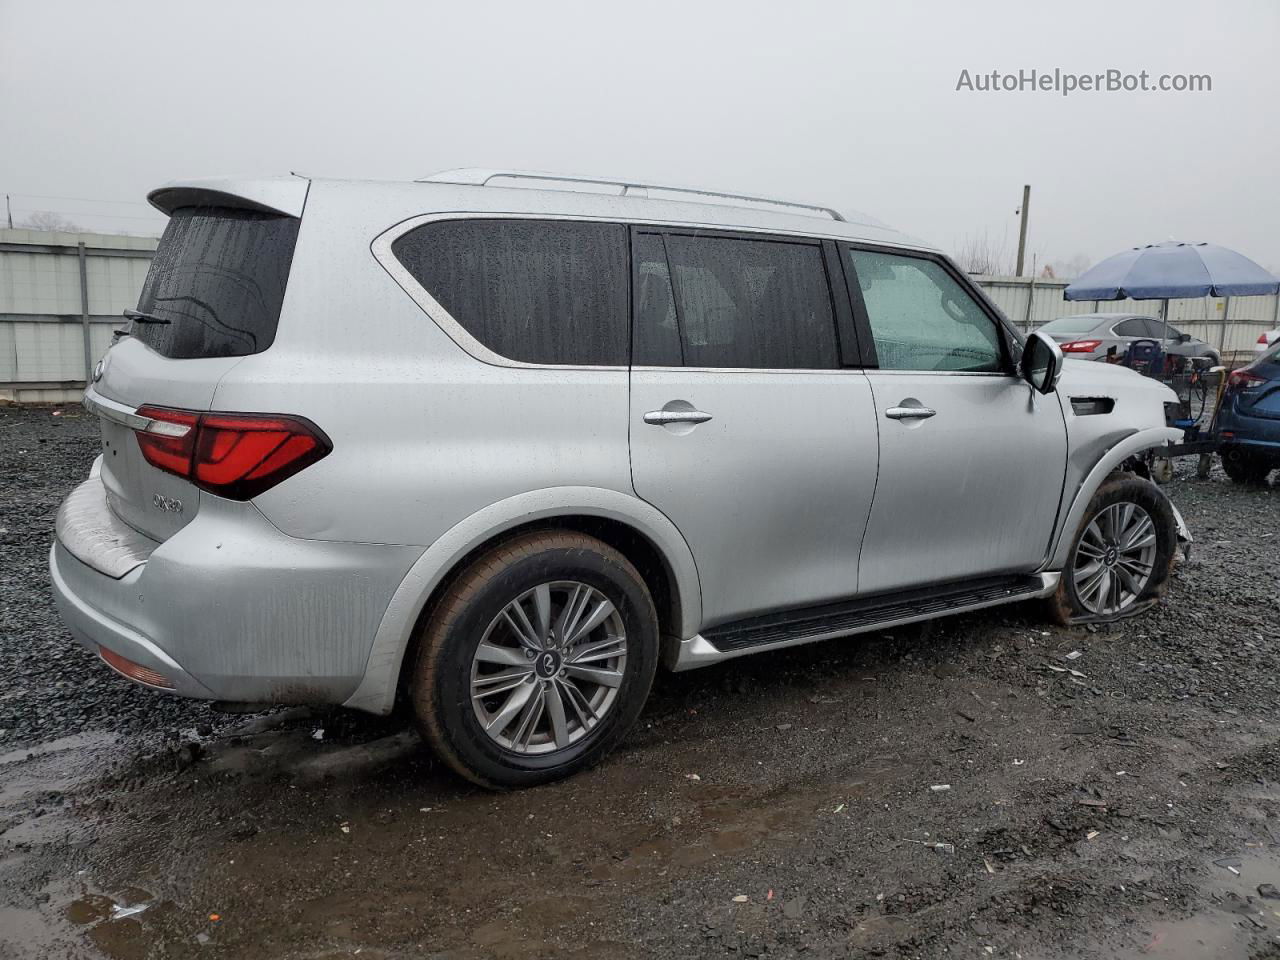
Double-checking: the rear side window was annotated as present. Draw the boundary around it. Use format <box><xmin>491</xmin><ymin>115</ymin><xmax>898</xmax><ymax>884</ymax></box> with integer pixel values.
<box><xmin>635</xmin><ymin>233</ymin><xmax>838</xmax><ymax>369</ymax></box>
<box><xmin>391</xmin><ymin>219</ymin><xmax>629</xmax><ymax>366</ymax></box>
<box><xmin>135</xmin><ymin>206</ymin><xmax>300</xmax><ymax>359</ymax></box>
<box><xmin>1112</xmin><ymin>318</ymin><xmax>1147</xmax><ymax>337</ymax></box>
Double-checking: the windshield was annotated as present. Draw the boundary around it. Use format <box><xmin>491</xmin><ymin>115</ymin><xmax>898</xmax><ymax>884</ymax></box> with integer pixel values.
<box><xmin>1039</xmin><ymin>316</ymin><xmax>1101</xmax><ymax>336</ymax></box>
<box><xmin>133</xmin><ymin>206</ymin><xmax>300</xmax><ymax>359</ymax></box>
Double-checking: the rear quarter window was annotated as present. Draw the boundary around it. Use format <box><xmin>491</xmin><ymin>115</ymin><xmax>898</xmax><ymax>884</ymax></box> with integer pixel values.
<box><xmin>391</xmin><ymin>219</ymin><xmax>629</xmax><ymax>366</ymax></box>
<box><xmin>134</xmin><ymin>206</ymin><xmax>300</xmax><ymax>359</ymax></box>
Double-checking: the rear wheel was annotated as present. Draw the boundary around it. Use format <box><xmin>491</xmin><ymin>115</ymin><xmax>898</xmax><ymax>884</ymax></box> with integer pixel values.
<box><xmin>410</xmin><ymin>531</ymin><xmax>659</xmax><ymax>789</ymax></box>
<box><xmin>1050</xmin><ymin>474</ymin><xmax>1176</xmax><ymax>623</ymax></box>
<box><xmin>1221</xmin><ymin>446</ymin><xmax>1274</xmax><ymax>485</ymax></box>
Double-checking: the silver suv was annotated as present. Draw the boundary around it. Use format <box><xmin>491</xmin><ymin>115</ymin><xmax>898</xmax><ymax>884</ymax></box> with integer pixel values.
<box><xmin>51</xmin><ymin>169</ymin><xmax>1189</xmax><ymax>788</ymax></box>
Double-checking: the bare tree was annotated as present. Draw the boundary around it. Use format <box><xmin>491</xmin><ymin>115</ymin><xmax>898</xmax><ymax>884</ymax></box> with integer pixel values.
<box><xmin>954</xmin><ymin>230</ymin><xmax>1012</xmax><ymax>276</ymax></box>
<box><xmin>20</xmin><ymin>210</ymin><xmax>82</xmax><ymax>233</ymax></box>
<box><xmin>1046</xmin><ymin>252</ymin><xmax>1093</xmax><ymax>279</ymax></box>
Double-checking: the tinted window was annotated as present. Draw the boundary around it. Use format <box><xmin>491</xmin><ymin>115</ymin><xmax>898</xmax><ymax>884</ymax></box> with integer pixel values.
<box><xmin>848</xmin><ymin>249</ymin><xmax>1002</xmax><ymax>372</ymax></box>
<box><xmin>134</xmin><ymin>206</ymin><xmax>300</xmax><ymax>359</ymax></box>
<box><xmin>1113</xmin><ymin>318</ymin><xmax>1147</xmax><ymax>337</ymax></box>
<box><xmin>632</xmin><ymin>233</ymin><xmax>682</xmax><ymax>365</ymax></box>
<box><xmin>659</xmin><ymin>234</ymin><xmax>838</xmax><ymax>369</ymax></box>
<box><xmin>392</xmin><ymin>219</ymin><xmax>629</xmax><ymax>365</ymax></box>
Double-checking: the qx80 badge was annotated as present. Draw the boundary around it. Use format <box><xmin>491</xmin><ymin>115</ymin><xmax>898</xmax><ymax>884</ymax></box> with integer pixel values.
<box><xmin>152</xmin><ymin>493</ymin><xmax>184</xmax><ymax>514</ymax></box>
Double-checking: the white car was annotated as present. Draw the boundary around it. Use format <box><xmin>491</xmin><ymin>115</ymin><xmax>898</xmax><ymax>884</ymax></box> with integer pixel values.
<box><xmin>1256</xmin><ymin>329</ymin><xmax>1280</xmax><ymax>354</ymax></box>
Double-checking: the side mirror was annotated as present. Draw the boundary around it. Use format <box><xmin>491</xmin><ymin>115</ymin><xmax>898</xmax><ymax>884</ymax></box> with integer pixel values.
<box><xmin>1021</xmin><ymin>331</ymin><xmax>1064</xmax><ymax>395</ymax></box>
<box><xmin>1178</xmin><ymin>333</ymin><xmax>1192</xmax><ymax>343</ymax></box>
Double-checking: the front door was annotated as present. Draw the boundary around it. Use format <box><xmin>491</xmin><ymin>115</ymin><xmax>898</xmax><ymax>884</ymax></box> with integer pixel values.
<box><xmin>628</xmin><ymin>229</ymin><xmax>879</xmax><ymax>627</ymax></box>
<box><xmin>841</xmin><ymin>245</ymin><xmax>1069</xmax><ymax>595</ymax></box>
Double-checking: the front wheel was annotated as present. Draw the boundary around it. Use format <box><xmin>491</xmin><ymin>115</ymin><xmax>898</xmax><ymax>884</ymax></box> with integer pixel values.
<box><xmin>1050</xmin><ymin>474</ymin><xmax>1176</xmax><ymax>623</ymax></box>
<box><xmin>410</xmin><ymin>531</ymin><xmax>659</xmax><ymax>789</ymax></box>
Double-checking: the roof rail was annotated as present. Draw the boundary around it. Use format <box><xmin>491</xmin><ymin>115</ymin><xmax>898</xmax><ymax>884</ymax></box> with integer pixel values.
<box><xmin>417</xmin><ymin>168</ymin><xmax>846</xmax><ymax>223</ymax></box>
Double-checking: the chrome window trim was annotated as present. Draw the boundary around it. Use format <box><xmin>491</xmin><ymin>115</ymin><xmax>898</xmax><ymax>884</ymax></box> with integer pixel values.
<box><xmin>371</xmin><ymin>211</ymin><xmax>939</xmax><ymax>373</ymax></box>
<box><xmin>630</xmin><ymin>365</ymin><xmax>869</xmax><ymax>375</ymax></box>
<box><xmin>861</xmin><ymin>369</ymin><xmax>1017</xmax><ymax>378</ymax></box>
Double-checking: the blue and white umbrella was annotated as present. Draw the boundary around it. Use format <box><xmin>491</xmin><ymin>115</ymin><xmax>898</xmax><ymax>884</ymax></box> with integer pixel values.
<box><xmin>1064</xmin><ymin>241</ymin><xmax>1278</xmax><ymax>351</ymax></box>
<box><xmin>1065</xmin><ymin>241</ymin><xmax>1279</xmax><ymax>301</ymax></box>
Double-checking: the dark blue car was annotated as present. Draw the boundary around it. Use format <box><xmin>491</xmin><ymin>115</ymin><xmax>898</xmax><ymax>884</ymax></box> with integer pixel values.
<box><xmin>1218</xmin><ymin>339</ymin><xmax>1280</xmax><ymax>483</ymax></box>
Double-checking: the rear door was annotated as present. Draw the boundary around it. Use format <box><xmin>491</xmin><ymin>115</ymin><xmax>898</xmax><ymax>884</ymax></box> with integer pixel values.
<box><xmin>841</xmin><ymin>244</ymin><xmax>1068</xmax><ymax>594</ymax></box>
<box><xmin>628</xmin><ymin>228</ymin><xmax>878</xmax><ymax>627</ymax></box>
<box><xmin>92</xmin><ymin>203</ymin><xmax>302</xmax><ymax>541</ymax></box>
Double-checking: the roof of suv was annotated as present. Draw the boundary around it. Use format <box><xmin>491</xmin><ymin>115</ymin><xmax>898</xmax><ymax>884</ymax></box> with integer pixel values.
<box><xmin>148</xmin><ymin>171</ymin><xmax>934</xmax><ymax>253</ymax></box>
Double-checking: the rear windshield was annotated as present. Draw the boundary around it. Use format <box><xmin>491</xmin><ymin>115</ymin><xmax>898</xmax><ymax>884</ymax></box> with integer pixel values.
<box><xmin>1039</xmin><ymin>316</ymin><xmax>1101</xmax><ymax>335</ymax></box>
<box><xmin>132</xmin><ymin>206</ymin><xmax>300</xmax><ymax>359</ymax></box>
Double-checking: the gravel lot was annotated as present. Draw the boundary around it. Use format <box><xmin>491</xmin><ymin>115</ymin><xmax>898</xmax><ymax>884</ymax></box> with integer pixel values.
<box><xmin>2</xmin><ymin>402</ymin><xmax>1279</xmax><ymax>959</ymax></box>
<box><xmin>0</xmin><ymin>405</ymin><xmax>229</xmax><ymax>746</ymax></box>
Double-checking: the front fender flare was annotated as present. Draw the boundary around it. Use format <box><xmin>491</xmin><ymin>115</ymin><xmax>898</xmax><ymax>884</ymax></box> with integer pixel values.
<box><xmin>342</xmin><ymin>486</ymin><xmax>702</xmax><ymax>715</ymax></box>
<box><xmin>1045</xmin><ymin>426</ymin><xmax>1181</xmax><ymax>570</ymax></box>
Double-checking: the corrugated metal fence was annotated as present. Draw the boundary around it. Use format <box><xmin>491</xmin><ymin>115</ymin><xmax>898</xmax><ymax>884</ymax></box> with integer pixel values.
<box><xmin>1</xmin><ymin>229</ymin><xmax>157</xmax><ymax>402</ymax></box>
<box><xmin>2</xmin><ymin>229</ymin><xmax>1278</xmax><ymax>403</ymax></box>
<box><xmin>977</xmin><ymin>275</ymin><xmax>1280</xmax><ymax>355</ymax></box>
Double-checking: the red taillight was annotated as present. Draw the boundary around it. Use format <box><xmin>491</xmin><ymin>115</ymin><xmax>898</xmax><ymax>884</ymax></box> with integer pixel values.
<box><xmin>133</xmin><ymin>408</ymin><xmax>198</xmax><ymax>476</ymax></box>
<box><xmin>1059</xmin><ymin>339</ymin><xmax>1103</xmax><ymax>353</ymax></box>
<box><xmin>134</xmin><ymin>406</ymin><xmax>330</xmax><ymax>500</ymax></box>
<box><xmin>1260</xmin><ymin>333</ymin><xmax>1269</xmax><ymax>345</ymax></box>
<box><xmin>1227</xmin><ymin>369</ymin><xmax>1266</xmax><ymax>390</ymax></box>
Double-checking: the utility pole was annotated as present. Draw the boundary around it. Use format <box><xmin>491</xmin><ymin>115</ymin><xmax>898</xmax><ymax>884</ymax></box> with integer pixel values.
<box><xmin>4</xmin><ymin>194</ymin><xmax>12</xmax><ymax>229</ymax></box>
<box><xmin>1015</xmin><ymin>184</ymin><xmax>1031</xmax><ymax>277</ymax></box>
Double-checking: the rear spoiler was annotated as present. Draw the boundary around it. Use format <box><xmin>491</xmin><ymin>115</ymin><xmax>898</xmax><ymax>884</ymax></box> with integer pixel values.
<box><xmin>147</xmin><ymin>176</ymin><xmax>309</xmax><ymax>218</ymax></box>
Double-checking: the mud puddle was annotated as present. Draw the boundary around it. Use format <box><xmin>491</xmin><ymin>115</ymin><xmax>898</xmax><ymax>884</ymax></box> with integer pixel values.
<box><xmin>3</xmin><ymin>582</ymin><xmax>1280</xmax><ymax>958</ymax></box>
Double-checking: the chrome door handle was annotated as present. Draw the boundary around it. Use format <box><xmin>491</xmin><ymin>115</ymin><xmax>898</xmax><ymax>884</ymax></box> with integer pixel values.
<box><xmin>885</xmin><ymin>406</ymin><xmax>936</xmax><ymax>421</ymax></box>
<box><xmin>644</xmin><ymin>410</ymin><xmax>713</xmax><ymax>425</ymax></box>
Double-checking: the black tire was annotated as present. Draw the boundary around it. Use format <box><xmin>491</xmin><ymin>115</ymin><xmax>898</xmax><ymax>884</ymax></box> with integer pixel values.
<box><xmin>410</xmin><ymin>530</ymin><xmax>659</xmax><ymax>789</ymax></box>
<box><xmin>1048</xmin><ymin>473</ymin><xmax>1177</xmax><ymax>624</ymax></box>
<box><xmin>1221</xmin><ymin>446</ymin><xmax>1274</xmax><ymax>485</ymax></box>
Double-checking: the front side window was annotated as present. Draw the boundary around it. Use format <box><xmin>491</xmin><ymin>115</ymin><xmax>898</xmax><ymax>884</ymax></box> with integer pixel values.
<box><xmin>645</xmin><ymin>234</ymin><xmax>837</xmax><ymax>369</ymax></box>
<box><xmin>848</xmin><ymin>249</ymin><xmax>1003</xmax><ymax>372</ymax></box>
<box><xmin>391</xmin><ymin>219</ymin><xmax>629</xmax><ymax>365</ymax></box>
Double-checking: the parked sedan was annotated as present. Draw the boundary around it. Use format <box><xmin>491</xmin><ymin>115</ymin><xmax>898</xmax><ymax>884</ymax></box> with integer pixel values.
<box><xmin>1254</xmin><ymin>328</ymin><xmax>1280</xmax><ymax>355</ymax></box>
<box><xmin>1038</xmin><ymin>313</ymin><xmax>1221</xmax><ymax>366</ymax></box>
<box><xmin>1217</xmin><ymin>339</ymin><xmax>1280</xmax><ymax>484</ymax></box>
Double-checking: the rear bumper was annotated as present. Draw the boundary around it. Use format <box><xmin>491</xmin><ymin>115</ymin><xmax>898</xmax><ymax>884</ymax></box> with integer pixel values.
<box><xmin>1215</xmin><ymin>405</ymin><xmax>1280</xmax><ymax>448</ymax></box>
<box><xmin>50</xmin><ymin>476</ymin><xmax>424</xmax><ymax>706</ymax></box>
<box><xmin>51</xmin><ymin>543</ymin><xmax>217</xmax><ymax>699</ymax></box>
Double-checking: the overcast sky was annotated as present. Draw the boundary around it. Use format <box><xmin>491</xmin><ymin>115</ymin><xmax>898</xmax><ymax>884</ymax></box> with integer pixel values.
<box><xmin>2</xmin><ymin>0</ymin><xmax>1277</xmax><ymax>275</ymax></box>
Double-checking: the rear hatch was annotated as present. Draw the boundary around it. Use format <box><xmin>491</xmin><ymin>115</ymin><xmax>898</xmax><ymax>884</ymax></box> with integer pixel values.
<box><xmin>1233</xmin><ymin>349</ymin><xmax>1280</xmax><ymax>421</ymax></box>
<box><xmin>93</xmin><ymin>190</ymin><xmax>304</xmax><ymax>542</ymax></box>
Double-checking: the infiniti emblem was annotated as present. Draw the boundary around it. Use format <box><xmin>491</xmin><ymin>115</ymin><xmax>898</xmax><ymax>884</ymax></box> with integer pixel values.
<box><xmin>534</xmin><ymin>649</ymin><xmax>563</xmax><ymax>679</ymax></box>
<box><xmin>92</xmin><ymin>359</ymin><xmax>105</xmax><ymax>383</ymax></box>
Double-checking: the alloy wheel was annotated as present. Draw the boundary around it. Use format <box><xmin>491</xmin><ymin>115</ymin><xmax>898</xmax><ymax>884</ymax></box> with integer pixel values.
<box><xmin>470</xmin><ymin>581</ymin><xmax>627</xmax><ymax>755</ymax></box>
<box><xmin>1072</xmin><ymin>501</ymin><xmax>1159</xmax><ymax>616</ymax></box>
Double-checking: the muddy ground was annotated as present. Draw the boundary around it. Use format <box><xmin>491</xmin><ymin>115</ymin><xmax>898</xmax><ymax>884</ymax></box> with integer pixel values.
<box><xmin>1</xmin><ymin>404</ymin><xmax>1279</xmax><ymax>960</ymax></box>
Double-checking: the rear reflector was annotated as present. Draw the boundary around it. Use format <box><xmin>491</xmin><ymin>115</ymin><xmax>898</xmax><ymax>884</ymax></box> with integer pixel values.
<box><xmin>100</xmin><ymin>646</ymin><xmax>175</xmax><ymax>689</ymax></box>
<box><xmin>134</xmin><ymin>406</ymin><xmax>331</xmax><ymax>500</ymax></box>
<box><xmin>1059</xmin><ymin>339</ymin><xmax>1103</xmax><ymax>353</ymax></box>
